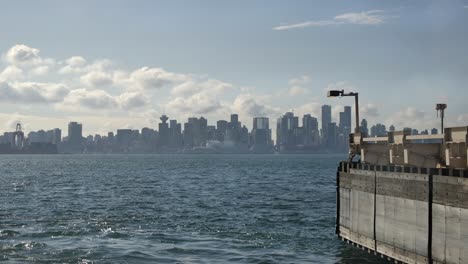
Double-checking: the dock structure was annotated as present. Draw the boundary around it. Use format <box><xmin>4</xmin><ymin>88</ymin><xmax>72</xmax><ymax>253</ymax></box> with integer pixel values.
<box><xmin>336</xmin><ymin>126</ymin><xmax>468</xmax><ymax>264</ymax></box>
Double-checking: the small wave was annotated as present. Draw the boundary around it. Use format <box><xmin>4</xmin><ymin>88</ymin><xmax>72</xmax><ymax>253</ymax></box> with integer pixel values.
<box><xmin>0</xmin><ymin>230</ymin><xmax>20</xmax><ymax>237</ymax></box>
<box><xmin>7</xmin><ymin>241</ymin><xmax>47</xmax><ymax>251</ymax></box>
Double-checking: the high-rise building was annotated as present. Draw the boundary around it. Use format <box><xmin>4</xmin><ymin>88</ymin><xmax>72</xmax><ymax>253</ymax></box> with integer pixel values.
<box><xmin>253</xmin><ymin>117</ymin><xmax>269</xmax><ymax>130</ymax></box>
<box><xmin>370</xmin><ymin>124</ymin><xmax>387</xmax><ymax>137</ymax></box>
<box><xmin>116</xmin><ymin>129</ymin><xmax>132</xmax><ymax>151</ymax></box>
<box><xmin>169</xmin><ymin>120</ymin><xmax>183</xmax><ymax>148</ymax></box>
<box><xmin>303</xmin><ymin>114</ymin><xmax>319</xmax><ymax>146</ymax></box>
<box><xmin>216</xmin><ymin>120</ymin><xmax>228</xmax><ymax>141</ymax></box>
<box><xmin>67</xmin><ymin>122</ymin><xmax>83</xmax><ymax>153</ymax></box>
<box><xmin>360</xmin><ymin>119</ymin><xmax>369</xmax><ymax>135</ymax></box>
<box><xmin>52</xmin><ymin>128</ymin><xmax>61</xmax><ymax>144</ymax></box>
<box><xmin>158</xmin><ymin>114</ymin><xmax>169</xmax><ymax>148</ymax></box>
<box><xmin>339</xmin><ymin>106</ymin><xmax>352</xmax><ymax>130</ymax></box>
<box><xmin>326</xmin><ymin>122</ymin><xmax>338</xmax><ymax>149</ymax></box>
<box><xmin>251</xmin><ymin>117</ymin><xmax>272</xmax><ymax>152</ymax></box>
<box><xmin>276</xmin><ymin>112</ymin><xmax>298</xmax><ymax>151</ymax></box>
<box><xmin>321</xmin><ymin>105</ymin><xmax>332</xmax><ymax>139</ymax></box>
<box><xmin>230</xmin><ymin>114</ymin><xmax>240</xmax><ymax>128</ymax></box>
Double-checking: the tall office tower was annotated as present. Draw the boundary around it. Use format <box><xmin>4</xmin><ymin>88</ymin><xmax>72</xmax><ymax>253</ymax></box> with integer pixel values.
<box><xmin>431</xmin><ymin>128</ymin><xmax>438</xmax><ymax>135</ymax></box>
<box><xmin>116</xmin><ymin>129</ymin><xmax>132</xmax><ymax>151</ymax></box>
<box><xmin>230</xmin><ymin>114</ymin><xmax>240</xmax><ymax>128</ymax></box>
<box><xmin>327</xmin><ymin>122</ymin><xmax>338</xmax><ymax>149</ymax></box>
<box><xmin>198</xmin><ymin>117</ymin><xmax>208</xmax><ymax>146</ymax></box>
<box><xmin>253</xmin><ymin>117</ymin><xmax>269</xmax><ymax>130</ymax></box>
<box><xmin>183</xmin><ymin>122</ymin><xmax>194</xmax><ymax>148</ymax></box>
<box><xmin>52</xmin><ymin>128</ymin><xmax>61</xmax><ymax>144</ymax></box>
<box><xmin>303</xmin><ymin>114</ymin><xmax>319</xmax><ymax>146</ymax></box>
<box><xmin>321</xmin><ymin>105</ymin><xmax>332</xmax><ymax>139</ymax></box>
<box><xmin>68</xmin><ymin>122</ymin><xmax>83</xmax><ymax>153</ymax></box>
<box><xmin>370</xmin><ymin>124</ymin><xmax>387</xmax><ymax>137</ymax></box>
<box><xmin>169</xmin><ymin>119</ymin><xmax>183</xmax><ymax>148</ymax></box>
<box><xmin>360</xmin><ymin>119</ymin><xmax>369</xmax><ymax>134</ymax></box>
<box><xmin>339</xmin><ymin>106</ymin><xmax>352</xmax><ymax>130</ymax></box>
<box><xmin>251</xmin><ymin>117</ymin><xmax>272</xmax><ymax>152</ymax></box>
<box><xmin>216</xmin><ymin>120</ymin><xmax>228</xmax><ymax>141</ymax></box>
<box><xmin>227</xmin><ymin>114</ymin><xmax>241</xmax><ymax>143</ymax></box>
<box><xmin>276</xmin><ymin>112</ymin><xmax>298</xmax><ymax>151</ymax></box>
<box><xmin>158</xmin><ymin>114</ymin><xmax>169</xmax><ymax>148</ymax></box>
<box><xmin>389</xmin><ymin>125</ymin><xmax>396</xmax><ymax>133</ymax></box>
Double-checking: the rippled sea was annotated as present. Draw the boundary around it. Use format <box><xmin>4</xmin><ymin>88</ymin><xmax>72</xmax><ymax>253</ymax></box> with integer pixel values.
<box><xmin>0</xmin><ymin>154</ymin><xmax>388</xmax><ymax>263</ymax></box>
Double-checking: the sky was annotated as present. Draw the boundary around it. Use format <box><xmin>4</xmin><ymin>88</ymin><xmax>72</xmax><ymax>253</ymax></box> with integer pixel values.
<box><xmin>0</xmin><ymin>0</ymin><xmax>467</xmax><ymax>136</ymax></box>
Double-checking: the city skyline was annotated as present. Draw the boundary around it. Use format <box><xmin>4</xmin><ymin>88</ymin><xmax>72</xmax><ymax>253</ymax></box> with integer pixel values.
<box><xmin>1</xmin><ymin>1</ymin><xmax>468</xmax><ymax>136</ymax></box>
<box><xmin>0</xmin><ymin>104</ymin><xmax>442</xmax><ymax>154</ymax></box>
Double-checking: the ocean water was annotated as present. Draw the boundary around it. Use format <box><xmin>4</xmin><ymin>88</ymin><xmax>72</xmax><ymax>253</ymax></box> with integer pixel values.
<box><xmin>0</xmin><ymin>154</ymin><xmax>388</xmax><ymax>263</ymax></box>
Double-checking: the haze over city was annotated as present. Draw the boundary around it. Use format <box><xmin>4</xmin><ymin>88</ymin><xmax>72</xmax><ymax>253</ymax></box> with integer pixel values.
<box><xmin>0</xmin><ymin>0</ymin><xmax>467</xmax><ymax>137</ymax></box>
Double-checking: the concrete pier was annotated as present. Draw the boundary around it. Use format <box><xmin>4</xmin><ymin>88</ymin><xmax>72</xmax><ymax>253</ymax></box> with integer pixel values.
<box><xmin>337</xmin><ymin>162</ymin><xmax>468</xmax><ymax>264</ymax></box>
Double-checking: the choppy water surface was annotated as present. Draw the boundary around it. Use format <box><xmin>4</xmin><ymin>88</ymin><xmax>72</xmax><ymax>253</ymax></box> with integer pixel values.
<box><xmin>0</xmin><ymin>154</ymin><xmax>387</xmax><ymax>263</ymax></box>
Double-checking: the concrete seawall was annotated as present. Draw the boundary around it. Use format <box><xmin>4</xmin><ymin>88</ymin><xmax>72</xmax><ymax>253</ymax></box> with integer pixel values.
<box><xmin>336</xmin><ymin>162</ymin><xmax>468</xmax><ymax>264</ymax></box>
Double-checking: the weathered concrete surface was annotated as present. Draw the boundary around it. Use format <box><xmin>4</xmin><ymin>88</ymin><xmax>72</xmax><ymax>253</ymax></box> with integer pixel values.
<box><xmin>431</xmin><ymin>175</ymin><xmax>468</xmax><ymax>264</ymax></box>
<box><xmin>337</xmin><ymin>162</ymin><xmax>468</xmax><ymax>264</ymax></box>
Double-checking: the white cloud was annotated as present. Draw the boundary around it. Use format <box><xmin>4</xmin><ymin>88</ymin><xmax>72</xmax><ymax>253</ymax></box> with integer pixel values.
<box><xmin>80</xmin><ymin>71</ymin><xmax>113</xmax><ymax>88</ymax></box>
<box><xmin>287</xmin><ymin>75</ymin><xmax>310</xmax><ymax>96</ymax></box>
<box><xmin>295</xmin><ymin>102</ymin><xmax>322</xmax><ymax>119</ymax></box>
<box><xmin>171</xmin><ymin>79</ymin><xmax>233</xmax><ymax>96</ymax></box>
<box><xmin>385</xmin><ymin>107</ymin><xmax>438</xmax><ymax>130</ymax></box>
<box><xmin>360</xmin><ymin>103</ymin><xmax>379</xmax><ymax>118</ymax></box>
<box><xmin>118</xmin><ymin>92</ymin><xmax>149</xmax><ymax>109</ymax></box>
<box><xmin>273</xmin><ymin>10</ymin><xmax>387</xmax><ymax>30</ymax></box>
<box><xmin>289</xmin><ymin>75</ymin><xmax>310</xmax><ymax>86</ymax></box>
<box><xmin>58</xmin><ymin>56</ymin><xmax>87</xmax><ymax>74</ymax></box>
<box><xmin>0</xmin><ymin>66</ymin><xmax>23</xmax><ymax>81</ymax></box>
<box><xmin>334</xmin><ymin>10</ymin><xmax>386</xmax><ymax>25</ymax></box>
<box><xmin>62</xmin><ymin>88</ymin><xmax>118</xmax><ymax>110</ymax></box>
<box><xmin>128</xmin><ymin>67</ymin><xmax>187</xmax><ymax>90</ymax></box>
<box><xmin>232</xmin><ymin>93</ymin><xmax>280</xmax><ymax>118</ymax></box>
<box><xmin>457</xmin><ymin>114</ymin><xmax>468</xmax><ymax>125</ymax></box>
<box><xmin>288</xmin><ymin>86</ymin><xmax>307</xmax><ymax>96</ymax></box>
<box><xmin>166</xmin><ymin>92</ymin><xmax>224</xmax><ymax>115</ymax></box>
<box><xmin>31</xmin><ymin>65</ymin><xmax>49</xmax><ymax>76</ymax></box>
<box><xmin>0</xmin><ymin>81</ymin><xmax>69</xmax><ymax>103</ymax></box>
<box><xmin>5</xmin><ymin>44</ymin><xmax>42</xmax><ymax>65</ymax></box>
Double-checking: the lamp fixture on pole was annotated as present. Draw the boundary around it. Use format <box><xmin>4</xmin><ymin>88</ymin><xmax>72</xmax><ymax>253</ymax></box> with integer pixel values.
<box><xmin>327</xmin><ymin>90</ymin><xmax>360</xmax><ymax>133</ymax></box>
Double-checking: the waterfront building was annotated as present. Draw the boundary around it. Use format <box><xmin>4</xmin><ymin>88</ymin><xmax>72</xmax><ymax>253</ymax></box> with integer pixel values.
<box><xmin>321</xmin><ymin>105</ymin><xmax>332</xmax><ymax>140</ymax></box>
<box><xmin>66</xmin><ymin>122</ymin><xmax>83</xmax><ymax>153</ymax></box>
<box><xmin>158</xmin><ymin>115</ymin><xmax>169</xmax><ymax>148</ymax></box>
<box><xmin>251</xmin><ymin>117</ymin><xmax>272</xmax><ymax>152</ymax></box>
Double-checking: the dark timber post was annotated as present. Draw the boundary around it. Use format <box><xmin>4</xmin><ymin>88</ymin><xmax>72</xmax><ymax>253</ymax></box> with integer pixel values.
<box><xmin>336</xmin><ymin>163</ymin><xmax>341</xmax><ymax>235</ymax></box>
<box><xmin>428</xmin><ymin>172</ymin><xmax>434</xmax><ymax>264</ymax></box>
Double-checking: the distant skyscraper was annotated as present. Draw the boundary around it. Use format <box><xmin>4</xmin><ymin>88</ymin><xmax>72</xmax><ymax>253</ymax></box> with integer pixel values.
<box><xmin>67</xmin><ymin>122</ymin><xmax>83</xmax><ymax>153</ymax></box>
<box><xmin>158</xmin><ymin>114</ymin><xmax>169</xmax><ymax>148</ymax></box>
<box><xmin>321</xmin><ymin>105</ymin><xmax>332</xmax><ymax>139</ymax></box>
<box><xmin>360</xmin><ymin>119</ymin><xmax>369</xmax><ymax>134</ymax></box>
<box><xmin>52</xmin><ymin>128</ymin><xmax>61</xmax><ymax>144</ymax></box>
<box><xmin>68</xmin><ymin>122</ymin><xmax>82</xmax><ymax>144</ymax></box>
<box><xmin>339</xmin><ymin>106</ymin><xmax>352</xmax><ymax>130</ymax></box>
<box><xmin>370</xmin><ymin>124</ymin><xmax>387</xmax><ymax>137</ymax></box>
<box><xmin>253</xmin><ymin>117</ymin><xmax>269</xmax><ymax>130</ymax></box>
<box><xmin>303</xmin><ymin>114</ymin><xmax>319</xmax><ymax>146</ymax></box>
<box><xmin>276</xmin><ymin>112</ymin><xmax>298</xmax><ymax>151</ymax></box>
<box><xmin>169</xmin><ymin>120</ymin><xmax>183</xmax><ymax>148</ymax></box>
<box><xmin>389</xmin><ymin>125</ymin><xmax>395</xmax><ymax>133</ymax></box>
<box><xmin>215</xmin><ymin>120</ymin><xmax>228</xmax><ymax>142</ymax></box>
<box><xmin>230</xmin><ymin>114</ymin><xmax>240</xmax><ymax>129</ymax></box>
<box><xmin>251</xmin><ymin>117</ymin><xmax>272</xmax><ymax>152</ymax></box>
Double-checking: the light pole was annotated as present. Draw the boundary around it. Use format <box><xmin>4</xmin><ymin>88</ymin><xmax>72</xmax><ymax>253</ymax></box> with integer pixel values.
<box><xmin>327</xmin><ymin>90</ymin><xmax>360</xmax><ymax>133</ymax></box>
